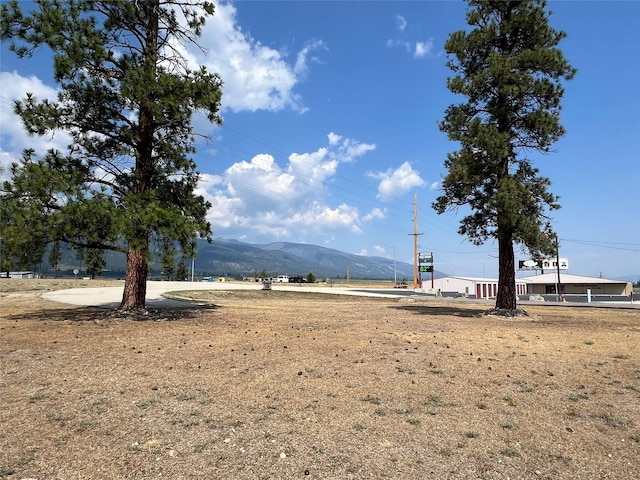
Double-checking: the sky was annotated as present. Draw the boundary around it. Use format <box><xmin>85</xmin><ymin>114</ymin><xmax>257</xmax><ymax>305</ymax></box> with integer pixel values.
<box><xmin>1</xmin><ymin>1</ymin><xmax>639</xmax><ymax>281</ymax></box>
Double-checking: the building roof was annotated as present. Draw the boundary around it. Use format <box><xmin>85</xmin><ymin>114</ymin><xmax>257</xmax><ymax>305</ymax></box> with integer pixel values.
<box><xmin>520</xmin><ymin>273</ymin><xmax>629</xmax><ymax>285</ymax></box>
<box><xmin>440</xmin><ymin>276</ymin><xmax>526</xmax><ymax>284</ymax></box>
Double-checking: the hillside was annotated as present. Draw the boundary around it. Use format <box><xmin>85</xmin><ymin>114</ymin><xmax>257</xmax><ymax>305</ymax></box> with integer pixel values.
<box><xmin>196</xmin><ymin>239</ymin><xmax>419</xmax><ymax>279</ymax></box>
<box><xmin>44</xmin><ymin>238</ymin><xmax>447</xmax><ymax>280</ymax></box>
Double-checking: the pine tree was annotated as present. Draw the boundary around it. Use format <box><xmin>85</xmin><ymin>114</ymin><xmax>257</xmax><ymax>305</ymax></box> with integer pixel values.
<box><xmin>0</xmin><ymin>183</ymin><xmax>49</xmax><ymax>274</ymax></box>
<box><xmin>434</xmin><ymin>0</ymin><xmax>575</xmax><ymax>313</ymax></box>
<box><xmin>49</xmin><ymin>241</ymin><xmax>62</xmax><ymax>278</ymax></box>
<box><xmin>176</xmin><ymin>258</ymin><xmax>189</xmax><ymax>282</ymax></box>
<box><xmin>85</xmin><ymin>248</ymin><xmax>106</xmax><ymax>279</ymax></box>
<box><xmin>1</xmin><ymin>0</ymin><xmax>222</xmax><ymax>311</ymax></box>
<box><xmin>159</xmin><ymin>239</ymin><xmax>178</xmax><ymax>281</ymax></box>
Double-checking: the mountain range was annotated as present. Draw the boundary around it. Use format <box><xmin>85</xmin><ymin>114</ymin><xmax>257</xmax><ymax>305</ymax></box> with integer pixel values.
<box><xmin>55</xmin><ymin>238</ymin><xmax>445</xmax><ymax>280</ymax></box>
<box><xmin>194</xmin><ymin>239</ymin><xmax>423</xmax><ymax>280</ymax></box>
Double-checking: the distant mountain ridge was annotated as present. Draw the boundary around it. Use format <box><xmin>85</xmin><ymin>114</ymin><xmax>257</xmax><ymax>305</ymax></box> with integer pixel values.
<box><xmin>195</xmin><ymin>239</ymin><xmax>422</xmax><ymax>280</ymax></box>
<box><xmin>53</xmin><ymin>238</ymin><xmax>447</xmax><ymax>280</ymax></box>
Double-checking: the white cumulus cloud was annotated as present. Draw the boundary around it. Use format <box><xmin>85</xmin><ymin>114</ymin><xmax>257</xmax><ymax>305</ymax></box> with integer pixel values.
<box><xmin>0</xmin><ymin>71</ymin><xmax>72</xmax><ymax>178</ymax></box>
<box><xmin>185</xmin><ymin>2</ymin><xmax>326</xmax><ymax>113</ymax></box>
<box><xmin>414</xmin><ymin>40</ymin><xmax>434</xmax><ymax>58</ymax></box>
<box><xmin>198</xmin><ymin>133</ymin><xmax>377</xmax><ymax>241</ymax></box>
<box><xmin>368</xmin><ymin>161</ymin><xmax>425</xmax><ymax>201</ymax></box>
<box><xmin>363</xmin><ymin>207</ymin><xmax>386</xmax><ymax>223</ymax></box>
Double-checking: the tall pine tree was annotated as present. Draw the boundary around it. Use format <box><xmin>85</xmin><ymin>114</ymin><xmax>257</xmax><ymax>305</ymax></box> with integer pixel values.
<box><xmin>48</xmin><ymin>241</ymin><xmax>62</xmax><ymax>278</ymax></box>
<box><xmin>434</xmin><ymin>0</ymin><xmax>575</xmax><ymax>313</ymax></box>
<box><xmin>1</xmin><ymin>0</ymin><xmax>222</xmax><ymax>310</ymax></box>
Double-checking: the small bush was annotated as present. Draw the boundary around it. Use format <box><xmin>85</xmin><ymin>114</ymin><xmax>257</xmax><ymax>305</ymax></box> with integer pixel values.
<box><xmin>568</xmin><ymin>392</ymin><xmax>588</xmax><ymax>402</ymax></box>
<box><xmin>598</xmin><ymin>412</ymin><xmax>632</xmax><ymax>428</ymax></box>
<box><xmin>361</xmin><ymin>394</ymin><xmax>381</xmax><ymax>405</ymax></box>
<box><xmin>501</xmin><ymin>446</ymin><xmax>520</xmax><ymax>458</ymax></box>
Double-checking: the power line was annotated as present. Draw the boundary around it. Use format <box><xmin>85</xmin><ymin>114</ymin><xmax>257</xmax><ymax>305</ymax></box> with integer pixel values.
<box><xmin>560</xmin><ymin>238</ymin><xmax>640</xmax><ymax>252</ymax></box>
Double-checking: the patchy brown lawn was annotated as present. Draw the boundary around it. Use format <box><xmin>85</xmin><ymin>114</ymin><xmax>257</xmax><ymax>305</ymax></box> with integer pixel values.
<box><xmin>1</xmin><ymin>279</ymin><xmax>639</xmax><ymax>479</ymax></box>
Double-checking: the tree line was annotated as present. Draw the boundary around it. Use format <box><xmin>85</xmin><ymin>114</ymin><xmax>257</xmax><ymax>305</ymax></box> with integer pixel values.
<box><xmin>1</xmin><ymin>0</ymin><xmax>574</xmax><ymax>314</ymax></box>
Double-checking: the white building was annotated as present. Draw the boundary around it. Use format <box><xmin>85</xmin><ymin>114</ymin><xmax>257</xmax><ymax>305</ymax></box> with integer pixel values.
<box><xmin>520</xmin><ymin>273</ymin><xmax>632</xmax><ymax>296</ymax></box>
<box><xmin>425</xmin><ymin>276</ymin><xmax>527</xmax><ymax>299</ymax></box>
<box><xmin>0</xmin><ymin>271</ymin><xmax>39</xmax><ymax>279</ymax></box>
<box><xmin>420</xmin><ymin>273</ymin><xmax>632</xmax><ymax>299</ymax></box>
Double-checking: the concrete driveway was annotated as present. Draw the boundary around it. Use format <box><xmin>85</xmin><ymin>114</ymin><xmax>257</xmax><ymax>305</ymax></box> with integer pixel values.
<box><xmin>41</xmin><ymin>281</ymin><xmax>404</xmax><ymax>308</ymax></box>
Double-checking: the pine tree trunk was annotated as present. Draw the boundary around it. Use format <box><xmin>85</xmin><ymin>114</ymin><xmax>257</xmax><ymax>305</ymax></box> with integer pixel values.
<box><xmin>496</xmin><ymin>235</ymin><xmax>517</xmax><ymax>311</ymax></box>
<box><xmin>114</xmin><ymin>0</ymin><xmax>157</xmax><ymax>315</ymax></box>
<box><xmin>119</xmin><ymin>247</ymin><xmax>149</xmax><ymax>311</ymax></box>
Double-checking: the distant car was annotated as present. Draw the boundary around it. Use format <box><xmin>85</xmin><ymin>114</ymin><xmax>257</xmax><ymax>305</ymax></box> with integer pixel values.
<box><xmin>394</xmin><ymin>282</ymin><xmax>408</xmax><ymax>289</ymax></box>
<box><xmin>275</xmin><ymin>275</ymin><xmax>290</xmax><ymax>283</ymax></box>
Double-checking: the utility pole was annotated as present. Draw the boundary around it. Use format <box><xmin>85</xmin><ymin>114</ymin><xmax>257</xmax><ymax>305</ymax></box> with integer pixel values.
<box><xmin>430</xmin><ymin>251</ymin><xmax>435</xmax><ymax>289</ymax></box>
<box><xmin>408</xmin><ymin>193</ymin><xmax>423</xmax><ymax>289</ymax></box>
<box><xmin>555</xmin><ymin>235</ymin><xmax>563</xmax><ymax>302</ymax></box>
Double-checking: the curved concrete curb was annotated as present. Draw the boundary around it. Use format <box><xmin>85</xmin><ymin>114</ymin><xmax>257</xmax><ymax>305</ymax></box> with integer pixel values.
<box><xmin>41</xmin><ymin>281</ymin><xmax>404</xmax><ymax>307</ymax></box>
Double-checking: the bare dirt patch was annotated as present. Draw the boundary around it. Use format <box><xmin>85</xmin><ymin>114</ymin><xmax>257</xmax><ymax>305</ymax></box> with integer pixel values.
<box><xmin>1</xmin><ymin>279</ymin><xmax>639</xmax><ymax>479</ymax></box>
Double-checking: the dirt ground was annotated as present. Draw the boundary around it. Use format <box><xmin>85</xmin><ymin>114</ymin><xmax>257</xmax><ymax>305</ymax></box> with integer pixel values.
<box><xmin>1</xmin><ymin>279</ymin><xmax>639</xmax><ymax>479</ymax></box>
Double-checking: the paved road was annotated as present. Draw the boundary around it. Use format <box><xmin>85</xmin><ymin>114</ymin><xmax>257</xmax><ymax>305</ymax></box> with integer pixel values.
<box><xmin>41</xmin><ymin>281</ymin><xmax>406</xmax><ymax>308</ymax></box>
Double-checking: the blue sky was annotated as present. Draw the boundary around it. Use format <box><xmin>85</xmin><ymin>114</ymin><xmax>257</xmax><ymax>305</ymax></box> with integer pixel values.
<box><xmin>1</xmin><ymin>1</ymin><xmax>639</xmax><ymax>280</ymax></box>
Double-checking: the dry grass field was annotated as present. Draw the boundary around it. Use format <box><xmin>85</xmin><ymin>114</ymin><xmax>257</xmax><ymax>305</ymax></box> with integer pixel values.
<box><xmin>1</xmin><ymin>279</ymin><xmax>639</xmax><ymax>479</ymax></box>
